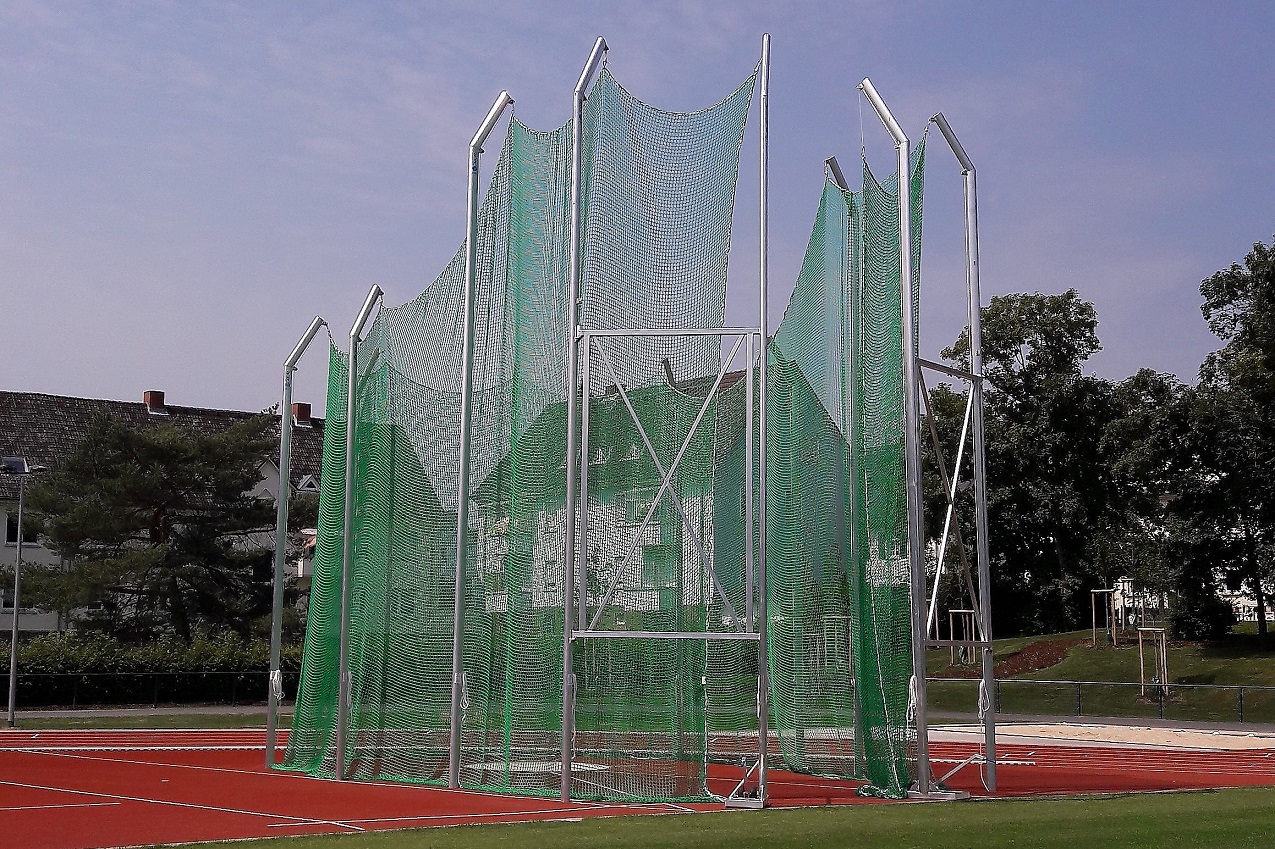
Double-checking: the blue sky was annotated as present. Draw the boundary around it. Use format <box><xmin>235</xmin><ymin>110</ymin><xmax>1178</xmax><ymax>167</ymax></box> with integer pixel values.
<box><xmin>2</xmin><ymin>1</ymin><xmax>1272</xmax><ymax>415</ymax></box>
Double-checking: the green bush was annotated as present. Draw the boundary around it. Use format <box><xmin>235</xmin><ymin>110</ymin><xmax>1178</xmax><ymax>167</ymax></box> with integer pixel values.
<box><xmin>3</xmin><ymin>632</ymin><xmax>304</xmax><ymax>707</ymax></box>
<box><xmin>1168</xmin><ymin>590</ymin><xmax>1235</xmax><ymax>641</ymax></box>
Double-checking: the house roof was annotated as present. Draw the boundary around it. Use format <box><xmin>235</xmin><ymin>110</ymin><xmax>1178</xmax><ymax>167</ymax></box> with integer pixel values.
<box><xmin>0</xmin><ymin>391</ymin><xmax>325</xmax><ymax>501</ymax></box>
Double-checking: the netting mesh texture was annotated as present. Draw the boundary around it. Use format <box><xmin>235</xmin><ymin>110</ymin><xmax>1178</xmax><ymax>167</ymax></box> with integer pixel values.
<box><xmin>282</xmin><ymin>64</ymin><xmax>926</xmax><ymax>803</ymax></box>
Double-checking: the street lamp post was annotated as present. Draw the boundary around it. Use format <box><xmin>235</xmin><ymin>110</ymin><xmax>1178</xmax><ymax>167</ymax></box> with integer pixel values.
<box><xmin>4</xmin><ymin>457</ymin><xmax>46</xmax><ymax>728</ymax></box>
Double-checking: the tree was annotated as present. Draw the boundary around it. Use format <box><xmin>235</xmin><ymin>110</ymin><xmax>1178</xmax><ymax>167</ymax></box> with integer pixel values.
<box><xmin>1093</xmin><ymin>369</ymin><xmax>1188</xmax><ymax>598</ymax></box>
<box><xmin>1167</xmin><ymin>237</ymin><xmax>1275</xmax><ymax>644</ymax></box>
<box><xmin>942</xmin><ymin>290</ymin><xmax>1124</xmax><ymax>634</ymax></box>
<box><xmin>29</xmin><ymin>412</ymin><xmax>277</xmax><ymax>642</ymax></box>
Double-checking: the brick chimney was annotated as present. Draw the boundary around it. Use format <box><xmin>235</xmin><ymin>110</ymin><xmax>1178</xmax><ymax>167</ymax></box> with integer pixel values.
<box><xmin>291</xmin><ymin>402</ymin><xmax>313</xmax><ymax>428</ymax></box>
<box><xmin>143</xmin><ymin>390</ymin><xmax>168</xmax><ymax>416</ymax></box>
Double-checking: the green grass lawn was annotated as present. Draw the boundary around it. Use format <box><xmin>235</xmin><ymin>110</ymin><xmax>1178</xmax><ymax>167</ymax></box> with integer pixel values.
<box><xmin>15</xmin><ymin>711</ymin><xmax>290</xmax><ymax>730</ymax></box>
<box><xmin>157</xmin><ymin>787</ymin><xmax>1275</xmax><ymax>849</ymax></box>
<box><xmin>929</xmin><ymin>623</ymin><xmax>1275</xmax><ymax>722</ymax></box>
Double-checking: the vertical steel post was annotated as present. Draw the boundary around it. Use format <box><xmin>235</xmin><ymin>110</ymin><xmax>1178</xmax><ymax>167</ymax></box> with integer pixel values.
<box><xmin>744</xmin><ymin>333</ymin><xmax>755</xmax><ymax>630</ymax></box>
<box><xmin>755</xmin><ymin>32</ymin><xmax>771</xmax><ymax>805</ymax></box>
<box><xmin>1092</xmin><ymin>592</ymin><xmax>1098</xmax><ymax>647</ymax></box>
<box><xmin>561</xmin><ymin>36</ymin><xmax>607</xmax><ymax>803</ymax></box>
<box><xmin>449</xmin><ymin>89</ymin><xmax>514</xmax><ymax>790</ymax></box>
<box><xmin>336</xmin><ymin>285</ymin><xmax>383</xmax><ymax>780</ymax></box>
<box><xmin>268</xmin><ymin>315</ymin><xmax>327</xmax><ymax>768</ymax></box>
<box><xmin>858</xmin><ymin>77</ymin><xmax>930</xmax><ymax>795</ymax></box>
<box><xmin>931</xmin><ymin>111</ymin><xmax>996</xmax><ymax>790</ymax></box>
<box><xmin>7</xmin><ymin>475</ymin><xmax>25</xmax><ymax>728</ymax></box>
<box><xmin>578</xmin><ymin>336</ymin><xmax>591</xmax><ymax>631</ymax></box>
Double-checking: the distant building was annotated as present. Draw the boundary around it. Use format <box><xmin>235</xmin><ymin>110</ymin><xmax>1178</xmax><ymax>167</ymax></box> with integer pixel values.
<box><xmin>0</xmin><ymin>389</ymin><xmax>325</xmax><ymax>633</ymax></box>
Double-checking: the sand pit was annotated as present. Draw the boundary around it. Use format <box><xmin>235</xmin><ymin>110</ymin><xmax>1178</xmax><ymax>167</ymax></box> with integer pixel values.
<box><xmin>933</xmin><ymin>721</ymin><xmax>1275</xmax><ymax>750</ymax></box>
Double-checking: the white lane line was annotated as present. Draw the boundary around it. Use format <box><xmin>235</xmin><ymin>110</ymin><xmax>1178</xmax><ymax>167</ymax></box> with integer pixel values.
<box><xmin>269</xmin><ymin>803</ymin><xmax>620</xmax><ymax>828</ymax></box>
<box><xmin>14</xmin><ymin>749</ymin><xmax>675</xmax><ymax>818</ymax></box>
<box><xmin>17</xmin><ymin>749</ymin><xmax>292</xmax><ymax>780</ymax></box>
<box><xmin>14</xmin><ymin>746</ymin><xmax>263</xmax><ymax>752</ymax></box>
<box><xmin>0</xmin><ymin>802</ymin><xmax>122</xmax><ymax>811</ymax></box>
<box><xmin>0</xmin><ymin>780</ymin><xmax>364</xmax><ymax>833</ymax></box>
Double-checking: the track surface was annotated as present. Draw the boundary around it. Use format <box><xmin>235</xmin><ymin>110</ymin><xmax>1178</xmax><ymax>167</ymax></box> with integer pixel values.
<box><xmin>2</xmin><ymin>729</ymin><xmax>1273</xmax><ymax>849</ymax></box>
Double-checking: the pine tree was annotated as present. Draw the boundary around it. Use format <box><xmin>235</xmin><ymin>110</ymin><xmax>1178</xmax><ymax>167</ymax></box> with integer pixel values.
<box><xmin>30</xmin><ymin>412</ymin><xmax>277</xmax><ymax>642</ymax></box>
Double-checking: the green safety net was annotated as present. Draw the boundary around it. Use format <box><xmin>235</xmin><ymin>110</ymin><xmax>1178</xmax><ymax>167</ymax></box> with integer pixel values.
<box><xmin>281</xmin><ymin>61</ymin><xmax>926</xmax><ymax>803</ymax></box>
<box><xmin>766</xmin><ymin>142</ymin><xmax>926</xmax><ymax>798</ymax></box>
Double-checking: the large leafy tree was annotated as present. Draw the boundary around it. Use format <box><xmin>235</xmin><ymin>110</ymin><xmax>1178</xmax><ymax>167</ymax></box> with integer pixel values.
<box><xmin>1169</xmin><ymin>236</ymin><xmax>1275</xmax><ymax>642</ymax></box>
<box><xmin>1092</xmin><ymin>368</ymin><xmax>1188</xmax><ymax>598</ymax></box>
<box><xmin>29</xmin><ymin>412</ymin><xmax>277</xmax><ymax>642</ymax></box>
<box><xmin>942</xmin><ymin>290</ymin><xmax>1123</xmax><ymax>634</ymax></box>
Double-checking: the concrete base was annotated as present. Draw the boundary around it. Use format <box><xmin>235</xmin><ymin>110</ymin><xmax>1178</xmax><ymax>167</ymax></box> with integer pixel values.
<box><xmin>907</xmin><ymin>788</ymin><xmax>971</xmax><ymax>801</ymax></box>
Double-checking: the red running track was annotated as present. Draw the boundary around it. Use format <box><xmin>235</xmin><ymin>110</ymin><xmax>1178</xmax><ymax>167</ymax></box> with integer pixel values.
<box><xmin>2</xmin><ymin>730</ymin><xmax>1273</xmax><ymax>849</ymax></box>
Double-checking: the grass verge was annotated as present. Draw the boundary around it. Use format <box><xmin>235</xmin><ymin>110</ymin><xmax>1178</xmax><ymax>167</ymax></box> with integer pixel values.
<box><xmin>13</xmin><ymin>711</ymin><xmax>289</xmax><ymax>730</ymax></box>
<box><xmin>158</xmin><ymin>786</ymin><xmax>1275</xmax><ymax>849</ymax></box>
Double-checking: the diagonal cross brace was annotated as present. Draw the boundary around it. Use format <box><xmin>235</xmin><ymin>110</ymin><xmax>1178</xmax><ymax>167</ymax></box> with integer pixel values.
<box><xmin>585</xmin><ymin>335</ymin><xmax>746</xmax><ymax>632</ymax></box>
<box><xmin>919</xmin><ymin>370</ymin><xmax>984</xmax><ymax>641</ymax></box>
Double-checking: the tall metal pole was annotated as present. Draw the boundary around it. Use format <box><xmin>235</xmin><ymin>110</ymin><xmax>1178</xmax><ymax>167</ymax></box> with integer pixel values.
<box><xmin>755</xmin><ymin>32</ymin><xmax>771</xmax><ymax>806</ymax></box>
<box><xmin>450</xmin><ymin>89</ymin><xmax>514</xmax><ymax>790</ymax></box>
<box><xmin>859</xmin><ymin>77</ymin><xmax>931</xmax><ymax>795</ymax></box>
<box><xmin>561</xmin><ymin>36</ymin><xmax>607</xmax><ymax>803</ymax></box>
<box><xmin>7</xmin><ymin>475</ymin><xmax>25</xmax><ymax>728</ymax></box>
<box><xmin>931</xmin><ymin>112</ymin><xmax>995</xmax><ymax>790</ymax></box>
<box><xmin>336</xmin><ymin>284</ymin><xmax>383</xmax><ymax>780</ymax></box>
<box><xmin>267</xmin><ymin>315</ymin><xmax>328</xmax><ymax>768</ymax></box>
<box><xmin>744</xmin><ymin>333</ymin><xmax>755</xmax><ymax>631</ymax></box>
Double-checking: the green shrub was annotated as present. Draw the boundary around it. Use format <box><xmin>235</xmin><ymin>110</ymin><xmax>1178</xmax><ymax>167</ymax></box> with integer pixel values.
<box><xmin>3</xmin><ymin>631</ymin><xmax>305</xmax><ymax>707</ymax></box>
<box><xmin>1169</xmin><ymin>589</ymin><xmax>1235</xmax><ymax>641</ymax></box>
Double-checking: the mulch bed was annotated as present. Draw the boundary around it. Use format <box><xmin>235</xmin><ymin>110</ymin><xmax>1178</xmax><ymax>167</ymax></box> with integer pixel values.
<box><xmin>937</xmin><ymin>637</ymin><xmax>1084</xmax><ymax>679</ymax></box>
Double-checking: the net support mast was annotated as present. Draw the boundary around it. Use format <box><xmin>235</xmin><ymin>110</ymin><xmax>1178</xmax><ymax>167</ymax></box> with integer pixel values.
<box><xmin>561</xmin><ymin>35</ymin><xmax>608</xmax><ymax>803</ymax></box>
<box><xmin>930</xmin><ymin>111</ymin><xmax>996</xmax><ymax>792</ymax></box>
<box><xmin>336</xmin><ymin>284</ymin><xmax>383</xmax><ymax>780</ymax></box>
<box><xmin>450</xmin><ymin>88</ymin><xmax>515</xmax><ymax>790</ymax></box>
<box><xmin>857</xmin><ymin>77</ymin><xmax>932</xmax><ymax>797</ymax></box>
<box><xmin>267</xmin><ymin>315</ymin><xmax>327</xmax><ymax>769</ymax></box>
<box><xmin>755</xmin><ymin>30</ymin><xmax>772</xmax><ymax>807</ymax></box>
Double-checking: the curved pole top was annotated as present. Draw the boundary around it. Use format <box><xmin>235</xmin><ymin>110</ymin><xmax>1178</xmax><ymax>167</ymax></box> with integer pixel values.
<box><xmin>931</xmin><ymin>112</ymin><xmax>975</xmax><ymax>175</ymax></box>
<box><xmin>350</xmin><ymin>285</ymin><xmax>384</xmax><ymax>343</ymax></box>
<box><xmin>858</xmin><ymin>77</ymin><xmax>907</xmax><ymax>148</ymax></box>
<box><xmin>471</xmin><ymin>91</ymin><xmax>515</xmax><ymax>154</ymax></box>
<box><xmin>575</xmin><ymin>37</ymin><xmax>608</xmax><ymax>99</ymax></box>
<box><xmin>285</xmin><ymin>315</ymin><xmax>328</xmax><ymax>369</ymax></box>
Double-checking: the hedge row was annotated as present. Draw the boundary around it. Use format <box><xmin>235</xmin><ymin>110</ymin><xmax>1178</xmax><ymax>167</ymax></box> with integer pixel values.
<box><xmin>3</xmin><ymin>632</ymin><xmax>306</xmax><ymax>708</ymax></box>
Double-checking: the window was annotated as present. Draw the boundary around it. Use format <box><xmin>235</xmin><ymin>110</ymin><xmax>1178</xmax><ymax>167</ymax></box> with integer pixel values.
<box><xmin>624</xmin><ymin>489</ymin><xmax>658</xmax><ymax>525</ymax></box>
<box><xmin>5</xmin><ymin>511</ymin><xmax>40</xmax><ymax>547</ymax></box>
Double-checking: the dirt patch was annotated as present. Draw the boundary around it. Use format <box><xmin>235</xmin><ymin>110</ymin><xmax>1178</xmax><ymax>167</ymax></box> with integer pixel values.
<box><xmin>938</xmin><ymin>637</ymin><xmax>1083</xmax><ymax>679</ymax></box>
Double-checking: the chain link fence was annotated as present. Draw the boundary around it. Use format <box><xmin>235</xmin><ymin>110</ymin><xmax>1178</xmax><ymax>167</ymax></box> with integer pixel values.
<box><xmin>3</xmin><ymin>671</ymin><xmax>303</xmax><ymax>710</ymax></box>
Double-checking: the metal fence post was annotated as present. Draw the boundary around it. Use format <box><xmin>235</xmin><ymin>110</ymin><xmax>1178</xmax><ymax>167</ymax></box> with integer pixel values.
<box><xmin>1238</xmin><ymin>687</ymin><xmax>1244</xmax><ymax>723</ymax></box>
<box><xmin>1076</xmin><ymin>682</ymin><xmax>1082</xmax><ymax>716</ymax></box>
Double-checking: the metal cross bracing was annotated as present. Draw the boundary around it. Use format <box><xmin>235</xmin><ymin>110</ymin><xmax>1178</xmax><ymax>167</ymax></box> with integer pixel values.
<box><xmin>579</xmin><ymin>331</ymin><xmax>754</xmax><ymax>636</ymax></box>
<box><xmin>568</xmin><ymin>327</ymin><xmax>768</xmax><ymax>809</ymax></box>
